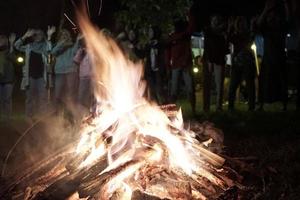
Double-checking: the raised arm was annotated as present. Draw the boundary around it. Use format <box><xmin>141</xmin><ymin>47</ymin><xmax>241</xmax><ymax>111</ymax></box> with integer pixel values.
<box><xmin>8</xmin><ymin>33</ymin><xmax>16</xmax><ymax>54</ymax></box>
<box><xmin>50</xmin><ymin>29</ymin><xmax>73</xmax><ymax>56</ymax></box>
<box><xmin>256</xmin><ymin>0</ymin><xmax>276</xmax><ymax>28</ymax></box>
<box><xmin>14</xmin><ymin>29</ymin><xmax>35</xmax><ymax>52</ymax></box>
<box><xmin>50</xmin><ymin>41</ymin><xmax>66</xmax><ymax>56</ymax></box>
<box><xmin>46</xmin><ymin>25</ymin><xmax>56</xmax><ymax>51</ymax></box>
<box><xmin>71</xmin><ymin>34</ymin><xmax>83</xmax><ymax>56</ymax></box>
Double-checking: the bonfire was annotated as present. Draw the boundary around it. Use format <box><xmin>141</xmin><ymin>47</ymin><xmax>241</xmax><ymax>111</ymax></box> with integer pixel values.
<box><xmin>0</xmin><ymin>11</ymin><xmax>245</xmax><ymax>200</ymax></box>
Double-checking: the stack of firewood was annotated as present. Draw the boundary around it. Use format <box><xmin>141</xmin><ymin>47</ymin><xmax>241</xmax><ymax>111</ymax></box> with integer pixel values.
<box><xmin>0</xmin><ymin>105</ymin><xmax>252</xmax><ymax>200</ymax></box>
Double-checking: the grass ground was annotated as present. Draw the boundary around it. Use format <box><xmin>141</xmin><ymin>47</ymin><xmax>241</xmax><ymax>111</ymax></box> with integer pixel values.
<box><xmin>176</xmin><ymin>91</ymin><xmax>300</xmax><ymax>199</ymax></box>
<box><xmin>201</xmin><ymin>110</ymin><xmax>300</xmax><ymax>199</ymax></box>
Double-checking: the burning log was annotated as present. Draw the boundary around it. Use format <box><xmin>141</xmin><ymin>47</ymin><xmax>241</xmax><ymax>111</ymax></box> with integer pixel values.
<box><xmin>0</xmin><ymin>116</ymin><xmax>243</xmax><ymax>200</ymax></box>
<box><xmin>131</xmin><ymin>190</ymin><xmax>169</xmax><ymax>200</ymax></box>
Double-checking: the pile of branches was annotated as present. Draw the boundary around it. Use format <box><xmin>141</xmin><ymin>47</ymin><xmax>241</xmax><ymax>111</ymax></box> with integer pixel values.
<box><xmin>0</xmin><ymin>105</ymin><xmax>260</xmax><ymax>200</ymax></box>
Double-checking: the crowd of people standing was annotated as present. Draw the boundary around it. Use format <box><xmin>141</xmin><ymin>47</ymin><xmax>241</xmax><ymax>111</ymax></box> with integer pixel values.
<box><xmin>0</xmin><ymin>0</ymin><xmax>299</xmax><ymax>122</ymax></box>
<box><xmin>0</xmin><ymin>26</ymin><xmax>90</xmax><ymax>122</ymax></box>
<box><xmin>200</xmin><ymin>0</ymin><xmax>299</xmax><ymax>112</ymax></box>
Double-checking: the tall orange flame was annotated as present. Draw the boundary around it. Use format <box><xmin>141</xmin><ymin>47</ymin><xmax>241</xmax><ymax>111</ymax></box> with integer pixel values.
<box><xmin>74</xmin><ymin>10</ymin><xmax>226</xmax><ymax>199</ymax></box>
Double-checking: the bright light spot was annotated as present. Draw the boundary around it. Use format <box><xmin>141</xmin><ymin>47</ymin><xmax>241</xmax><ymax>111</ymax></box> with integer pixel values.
<box><xmin>251</xmin><ymin>43</ymin><xmax>256</xmax><ymax>51</ymax></box>
<box><xmin>17</xmin><ymin>57</ymin><xmax>24</xmax><ymax>63</ymax></box>
<box><xmin>287</xmin><ymin>33</ymin><xmax>291</xmax><ymax>38</ymax></box>
<box><xmin>193</xmin><ymin>67</ymin><xmax>199</xmax><ymax>73</ymax></box>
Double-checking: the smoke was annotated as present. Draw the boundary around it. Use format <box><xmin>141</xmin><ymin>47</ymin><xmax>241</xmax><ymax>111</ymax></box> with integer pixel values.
<box><xmin>1</xmin><ymin>105</ymin><xmax>86</xmax><ymax>178</ymax></box>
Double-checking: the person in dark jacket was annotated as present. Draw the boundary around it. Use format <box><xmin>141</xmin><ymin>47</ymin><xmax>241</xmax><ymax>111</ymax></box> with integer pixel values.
<box><xmin>166</xmin><ymin>18</ymin><xmax>196</xmax><ymax>114</ymax></box>
<box><xmin>228</xmin><ymin>16</ymin><xmax>257</xmax><ymax>111</ymax></box>
<box><xmin>145</xmin><ymin>26</ymin><xmax>164</xmax><ymax>104</ymax></box>
<box><xmin>203</xmin><ymin>15</ymin><xmax>228</xmax><ymax>111</ymax></box>
<box><xmin>15</xmin><ymin>27</ymin><xmax>55</xmax><ymax>121</ymax></box>
<box><xmin>255</xmin><ymin>0</ymin><xmax>288</xmax><ymax>111</ymax></box>
<box><xmin>0</xmin><ymin>33</ymin><xmax>16</xmax><ymax>120</ymax></box>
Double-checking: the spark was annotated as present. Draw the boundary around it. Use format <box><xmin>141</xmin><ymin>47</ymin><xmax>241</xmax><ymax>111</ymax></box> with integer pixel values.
<box><xmin>98</xmin><ymin>0</ymin><xmax>103</xmax><ymax>16</ymax></box>
<box><xmin>64</xmin><ymin>13</ymin><xmax>77</xmax><ymax>28</ymax></box>
<box><xmin>86</xmin><ymin>0</ymin><xmax>91</xmax><ymax>17</ymax></box>
<box><xmin>69</xmin><ymin>0</ymin><xmax>77</xmax><ymax>8</ymax></box>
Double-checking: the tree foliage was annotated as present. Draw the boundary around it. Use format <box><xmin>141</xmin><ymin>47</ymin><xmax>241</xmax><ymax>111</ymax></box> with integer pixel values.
<box><xmin>115</xmin><ymin>0</ymin><xmax>191</xmax><ymax>35</ymax></box>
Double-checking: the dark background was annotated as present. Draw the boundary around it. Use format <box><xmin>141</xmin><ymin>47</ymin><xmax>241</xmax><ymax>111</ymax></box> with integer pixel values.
<box><xmin>0</xmin><ymin>0</ymin><xmax>117</xmax><ymax>34</ymax></box>
<box><xmin>0</xmin><ymin>0</ymin><xmax>266</xmax><ymax>35</ymax></box>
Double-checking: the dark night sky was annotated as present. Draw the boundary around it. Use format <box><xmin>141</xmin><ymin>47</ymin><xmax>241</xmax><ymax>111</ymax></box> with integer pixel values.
<box><xmin>0</xmin><ymin>0</ymin><xmax>62</xmax><ymax>34</ymax></box>
<box><xmin>0</xmin><ymin>0</ymin><xmax>117</xmax><ymax>35</ymax></box>
<box><xmin>0</xmin><ymin>0</ymin><xmax>265</xmax><ymax>35</ymax></box>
